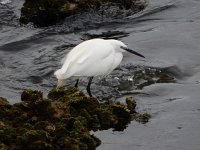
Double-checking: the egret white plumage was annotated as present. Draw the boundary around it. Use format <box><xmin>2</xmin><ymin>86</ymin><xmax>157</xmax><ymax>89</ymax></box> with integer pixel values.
<box><xmin>54</xmin><ymin>38</ymin><xmax>145</xmax><ymax>97</ymax></box>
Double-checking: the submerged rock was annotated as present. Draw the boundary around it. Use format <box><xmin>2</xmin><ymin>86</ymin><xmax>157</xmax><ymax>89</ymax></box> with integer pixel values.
<box><xmin>0</xmin><ymin>87</ymin><xmax>150</xmax><ymax>149</ymax></box>
<box><xmin>20</xmin><ymin>0</ymin><xmax>147</xmax><ymax>27</ymax></box>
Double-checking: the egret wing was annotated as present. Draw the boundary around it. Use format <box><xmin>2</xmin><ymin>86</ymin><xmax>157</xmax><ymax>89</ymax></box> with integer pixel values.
<box><xmin>60</xmin><ymin>39</ymin><xmax>115</xmax><ymax>77</ymax></box>
<box><xmin>69</xmin><ymin>44</ymin><xmax>115</xmax><ymax>76</ymax></box>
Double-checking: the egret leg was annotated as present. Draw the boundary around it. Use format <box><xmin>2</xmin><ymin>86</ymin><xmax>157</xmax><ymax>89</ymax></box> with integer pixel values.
<box><xmin>75</xmin><ymin>79</ymin><xmax>79</xmax><ymax>87</ymax></box>
<box><xmin>87</xmin><ymin>77</ymin><xmax>94</xmax><ymax>97</ymax></box>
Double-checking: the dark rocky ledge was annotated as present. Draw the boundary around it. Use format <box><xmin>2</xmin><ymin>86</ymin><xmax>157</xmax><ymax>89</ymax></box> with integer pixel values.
<box><xmin>20</xmin><ymin>0</ymin><xmax>147</xmax><ymax>27</ymax></box>
<box><xmin>0</xmin><ymin>87</ymin><xmax>150</xmax><ymax>150</ymax></box>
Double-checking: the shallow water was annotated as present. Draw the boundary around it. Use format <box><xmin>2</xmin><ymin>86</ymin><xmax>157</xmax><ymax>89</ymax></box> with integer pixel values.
<box><xmin>0</xmin><ymin>0</ymin><xmax>200</xmax><ymax>149</ymax></box>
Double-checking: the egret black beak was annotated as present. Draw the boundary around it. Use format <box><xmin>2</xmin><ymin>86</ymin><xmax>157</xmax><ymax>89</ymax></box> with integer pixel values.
<box><xmin>121</xmin><ymin>46</ymin><xmax>145</xmax><ymax>58</ymax></box>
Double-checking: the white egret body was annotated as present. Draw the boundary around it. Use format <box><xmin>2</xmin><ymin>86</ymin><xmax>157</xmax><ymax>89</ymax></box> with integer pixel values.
<box><xmin>55</xmin><ymin>38</ymin><xmax>144</xmax><ymax>96</ymax></box>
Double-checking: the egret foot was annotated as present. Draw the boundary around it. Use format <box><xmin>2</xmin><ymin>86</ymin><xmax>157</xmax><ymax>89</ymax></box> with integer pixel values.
<box><xmin>75</xmin><ymin>79</ymin><xmax>79</xmax><ymax>87</ymax></box>
<box><xmin>87</xmin><ymin>77</ymin><xmax>93</xmax><ymax>97</ymax></box>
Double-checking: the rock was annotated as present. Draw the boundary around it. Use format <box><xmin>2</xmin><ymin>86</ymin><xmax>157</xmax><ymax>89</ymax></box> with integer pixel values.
<box><xmin>0</xmin><ymin>143</ymin><xmax>8</xmax><ymax>150</ymax></box>
<box><xmin>21</xmin><ymin>130</ymin><xmax>50</xmax><ymax>144</ymax></box>
<box><xmin>29</xmin><ymin>141</ymin><xmax>54</xmax><ymax>150</ymax></box>
<box><xmin>0</xmin><ymin>97</ymin><xmax>12</xmax><ymax>119</ymax></box>
<box><xmin>126</xmin><ymin>97</ymin><xmax>137</xmax><ymax>113</ymax></box>
<box><xmin>21</xmin><ymin>90</ymin><xmax>43</xmax><ymax>102</ymax></box>
<box><xmin>20</xmin><ymin>0</ymin><xmax>147</xmax><ymax>27</ymax></box>
<box><xmin>0</xmin><ymin>87</ymin><xmax>150</xmax><ymax>149</ymax></box>
<box><xmin>133</xmin><ymin>112</ymin><xmax>151</xmax><ymax>124</ymax></box>
<box><xmin>0</xmin><ymin>97</ymin><xmax>9</xmax><ymax>105</ymax></box>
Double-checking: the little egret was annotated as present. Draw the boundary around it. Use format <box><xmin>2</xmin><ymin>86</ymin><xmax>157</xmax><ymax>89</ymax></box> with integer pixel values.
<box><xmin>54</xmin><ymin>38</ymin><xmax>145</xmax><ymax>97</ymax></box>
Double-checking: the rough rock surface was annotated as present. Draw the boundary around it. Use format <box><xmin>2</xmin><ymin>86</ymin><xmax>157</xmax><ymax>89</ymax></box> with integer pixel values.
<box><xmin>0</xmin><ymin>87</ymin><xmax>150</xmax><ymax>149</ymax></box>
<box><xmin>20</xmin><ymin>0</ymin><xmax>147</xmax><ymax>27</ymax></box>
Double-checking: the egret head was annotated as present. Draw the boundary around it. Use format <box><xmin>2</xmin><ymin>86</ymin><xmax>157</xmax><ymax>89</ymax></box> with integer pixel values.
<box><xmin>108</xmin><ymin>39</ymin><xmax>145</xmax><ymax>58</ymax></box>
<box><xmin>54</xmin><ymin>69</ymin><xmax>65</xmax><ymax>88</ymax></box>
<box><xmin>107</xmin><ymin>39</ymin><xmax>127</xmax><ymax>52</ymax></box>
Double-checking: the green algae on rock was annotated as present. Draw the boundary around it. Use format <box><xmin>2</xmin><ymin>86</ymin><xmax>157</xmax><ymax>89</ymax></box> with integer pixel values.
<box><xmin>20</xmin><ymin>0</ymin><xmax>147</xmax><ymax>27</ymax></box>
<box><xmin>0</xmin><ymin>88</ymin><xmax>150</xmax><ymax>149</ymax></box>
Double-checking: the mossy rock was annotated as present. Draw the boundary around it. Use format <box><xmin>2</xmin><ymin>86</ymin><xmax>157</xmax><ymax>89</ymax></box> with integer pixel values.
<box><xmin>20</xmin><ymin>0</ymin><xmax>147</xmax><ymax>27</ymax></box>
<box><xmin>21</xmin><ymin>130</ymin><xmax>50</xmax><ymax>143</ymax></box>
<box><xmin>0</xmin><ymin>143</ymin><xmax>8</xmax><ymax>150</ymax></box>
<box><xmin>21</xmin><ymin>90</ymin><xmax>43</xmax><ymax>102</ymax></box>
<box><xmin>0</xmin><ymin>87</ymin><xmax>150</xmax><ymax>149</ymax></box>
<box><xmin>0</xmin><ymin>97</ymin><xmax>12</xmax><ymax>119</ymax></box>
<box><xmin>0</xmin><ymin>97</ymin><xmax>9</xmax><ymax>105</ymax></box>
<box><xmin>133</xmin><ymin>112</ymin><xmax>151</xmax><ymax>124</ymax></box>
